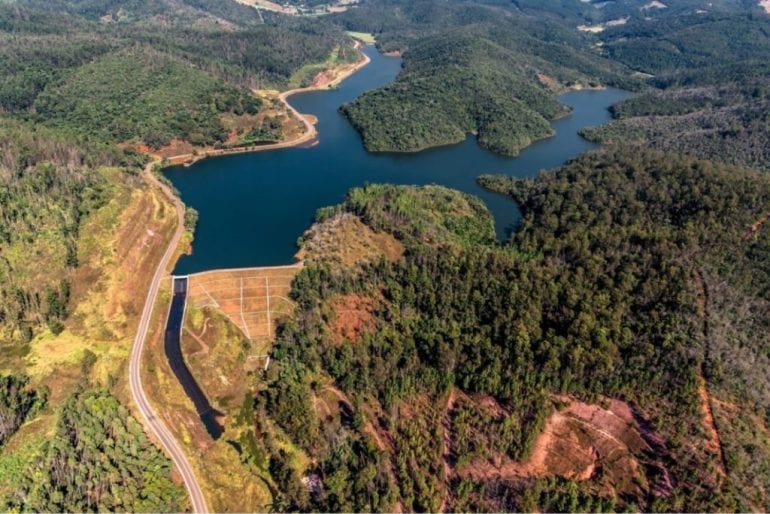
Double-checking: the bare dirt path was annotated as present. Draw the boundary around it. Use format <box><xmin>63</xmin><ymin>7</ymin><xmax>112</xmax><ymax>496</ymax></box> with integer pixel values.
<box><xmin>693</xmin><ymin>268</ymin><xmax>728</xmax><ymax>479</ymax></box>
<box><xmin>128</xmin><ymin>162</ymin><xmax>209</xmax><ymax>513</ymax></box>
<box><xmin>745</xmin><ymin>211</ymin><xmax>770</xmax><ymax>240</ymax></box>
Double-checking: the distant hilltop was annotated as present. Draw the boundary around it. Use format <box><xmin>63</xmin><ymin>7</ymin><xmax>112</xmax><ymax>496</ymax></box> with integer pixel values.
<box><xmin>234</xmin><ymin>0</ymin><xmax>358</xmax><ymax>16</ymax></box>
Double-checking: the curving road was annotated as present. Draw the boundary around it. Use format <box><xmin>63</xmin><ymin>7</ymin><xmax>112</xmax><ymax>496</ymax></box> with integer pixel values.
<box><xmin>125</xmin><ymin>45</ymin><xmax>371</xmax><ymax>512</ymax></box>
<box><xmin>165</xmin><ymin>43</ymin><xmax>370</xmax><ymax>166</ymax></box>
<box><xmin>128</xmin><ymin>162</ymin><xmax>209</xmax><ymax>514</ymax></box>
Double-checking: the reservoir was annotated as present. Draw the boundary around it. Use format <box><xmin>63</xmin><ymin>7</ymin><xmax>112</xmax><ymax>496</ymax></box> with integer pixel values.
<box><xmin>167</xmin><ymin>45</ymin><xmax>631</xmax><ymax>274</ymax></box>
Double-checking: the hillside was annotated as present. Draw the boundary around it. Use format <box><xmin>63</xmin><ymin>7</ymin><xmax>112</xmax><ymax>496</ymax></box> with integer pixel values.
<box><xmin>0</xmin><ymin>1</ymin><xmax>351</xmax><ymax>511</ymax></box>
<box><xmin>337</xmin><ymin>1</ymin><xmax>770</xmax><ymax>158</ymax></box>
<box><xmin>0</xmin><ymin>120</ymin><xmax>187</xmax><ymax>508</ymax></box>
<box><xmin>0</xmin><ymin>1</ymin><xmax>345</xmax><ymax>149</ymax></box>
<box><xmin>581</xmin><ymin>14</ymin><xmax>770</xmax><ymax>171</ymax></box>
<box><xmin>251</xmin><ymin>150</ymin><xmax>770</xmax><ymax>511</ymax></box>
<box><xmin>34</xmin><ymin>47</ymin><xmax>261</xmax><ymax>148</ymax></box>
<box><xmin>340</xmin><ymin>13</ymin><xmax>635</xmax><ymax>156</ymax></box>
<box><xmin>2</xmin><ymin>0</ymin><xmax>770</xmax><ymax>511</ymax></box>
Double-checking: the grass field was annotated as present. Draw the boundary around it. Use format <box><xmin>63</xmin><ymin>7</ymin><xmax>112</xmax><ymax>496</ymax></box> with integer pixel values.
<box><xmin>346</xmin><ymin>31</ymin><xmax>376</xmax><ymax>44</ymax></box>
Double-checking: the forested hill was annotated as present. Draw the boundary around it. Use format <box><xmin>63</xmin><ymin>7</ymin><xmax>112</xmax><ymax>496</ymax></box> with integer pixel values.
<box><xmin>0</xmin><ymin>119</ymin><xmax>139</xmax><ymax>345</ymax></box>
<box><xmin>17</xmin><ymin>0</ymin><xmax>265</xmax><ymax>25</ymax></box>
<box><xmin>0</xmin><ymin>1</ymin><xmax>345</xmax><ymax>149</ymax></box>
<box><xmin>339</xmin><ymin>1</ymin><xmax>635</xmax><ymax>156</ymax></box>
<box><xmin>252</xmin><ymin>150</ymin><xmax>770</xmax><ymax>512</ymax></box>
<box><xmin>342</xmin><ymin>28</ymin><xmax>565</xmax><ymax>156</ymax></box>
<box><xmin>336</xmin><ymin>0</ymin><xmax>770</xmax><ymax>159</ymax></box>
<box><xmin>578</xmin><ymin>12</ymin><xmax>770</xmax><ymax>171</ymax></box>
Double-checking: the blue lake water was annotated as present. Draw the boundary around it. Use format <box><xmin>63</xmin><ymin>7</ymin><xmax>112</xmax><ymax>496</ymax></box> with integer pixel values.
<box><xmin>166</xmin><ymin>45</ymin><xmax>631</xmax><ymax>274</ymax></box>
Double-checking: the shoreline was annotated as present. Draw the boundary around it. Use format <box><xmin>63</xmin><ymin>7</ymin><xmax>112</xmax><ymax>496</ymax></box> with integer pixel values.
<box><xmin>128</xmin><ymin>160</ymin><xmax>209</xmax><ymax>513</ymax></box>
<box><xmin>159</xmin><ymin>42</ymin><xmax>372</xmax><ymax>168</ymax></box>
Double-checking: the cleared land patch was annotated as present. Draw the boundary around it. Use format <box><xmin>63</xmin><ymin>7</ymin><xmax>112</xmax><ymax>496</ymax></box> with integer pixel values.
<box><xmin>186</xmin><ymin>265</ymin><xmax>301</xmax><ymax>344</ymax></box>
<box><xmin>187</xmin><ymin>264</ymin><xmax>302</xmax><ymax>341</ymax></box>
<box><xmin>328</xmin><ymin>293</ymin><xmax>379</xmax><ymax>345</ymax></box>
<box><xmin>297</xmin><ymin>212</ymin><xmax>404</xmax><ymax>267</ymax></box>
<box><xmin>452</xmin><ymin>395</ymin><xmax>672</xmax><ymax>499</ymax></box>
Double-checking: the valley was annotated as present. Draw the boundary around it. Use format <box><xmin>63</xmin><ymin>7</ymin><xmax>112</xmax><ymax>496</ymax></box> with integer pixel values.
<box><xmin>1</xmin><ymin>0</ymin><xmax>769</xmax><ymax>512</ymax></box>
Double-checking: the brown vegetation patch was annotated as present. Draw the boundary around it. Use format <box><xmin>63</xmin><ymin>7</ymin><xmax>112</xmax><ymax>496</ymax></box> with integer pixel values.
<box><xmin>311</xmin><ymin>71</ymin><xmax>334</xmax><ymax>88</ymax></box>
<box><xmin>697</xmin><ymin>377</ymin><xmax>726</xmax><ymax>477</ymax></box>
<box><xmin>360</xmin><ymin>400</ymin><xmax>395</xmax><ymax>453</ymax></box>
<box><xmin>745</xmin><ymin>211</ymin><xmax>770</xmax><ymax>240</ymax></box>
<box><xmin>312</xmin><ymin>385</ymin><xmax>355</xmax><ymax>425</ymax></box>
<box><xmin>69</xmin><ymin>176</ymin><xmax>176</xmax><ymax>342</ymax></box>
<box><xmin>454</xmin><ymin>397</ymin><xmax>671</xmax><ymax>499</ymax></box>
<box><xmin>328</xmin><ymin>293</ymin><xmax>378</xmax><ymax>345</ymax></box>
<box><xmin>536</xmin><ymin>73</ymin><xmax>560</xmax><ymax>91</ymax></box>
<box><xmin>476</xmin><ymin>392</ymin><xmax>510</xmax><ymax>419</ymax></box>
<box><xmin>297</xmin><ymin>212</ymin><xmax>404</xmax><ymax>267</ymax></box>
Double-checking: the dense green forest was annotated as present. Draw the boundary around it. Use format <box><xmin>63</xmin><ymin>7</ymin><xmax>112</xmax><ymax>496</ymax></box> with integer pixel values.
<box><xmin>341</xmin><ymin>29</ymin><xmax>563</xmax><ymax>155</ymax></box>
<box><xmin>248</xmin><ymin>150</ymin><xmax>770</xmax><ymax>512</ymax></box>
<box><xmin>34</xmin><ymin>47</ymin><xmax>261</xmax><ymax>148</ymax></box>
<box><xmin>339</xmin><ymin>0</ymin><xmax>637</xmax><ymax>155</ymax></box>
<box><xmin>600</xmin><ymin>13</ymin><xmax>770</xmax><ymax>74</ymax></box>
<box><xmin>581</xmin><ymin>14</ymin><xmax>770</xmax><ymax>171</ymax></box>
<box><xmin>337</xmin><ymin>2</ymin><xmax>770</xmax><ymax>158</ymax></box>
<box><xmin>0</xmin><ymin>375</ymin><xmax>46</xmax><ymax>446</ymax></box>
<box><xmin>333</xmin><ymin>0</ymin><xmax>760</xmax><ymax>54</ymax></box>
<box><xmin>0</xmin><ymin>0</ymin><xmax>346</xmax><ymax>148</ymax></box>
<box><xmin>1</xmin><ymin>383</ymin><xmax>186</xmax><ymax>511</ymax></box>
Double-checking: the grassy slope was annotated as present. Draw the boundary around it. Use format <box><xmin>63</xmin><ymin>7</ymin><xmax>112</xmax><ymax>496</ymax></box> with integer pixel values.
<box><xmin>0</xmin><ymin>158</ymin><xmax>185</xmax><ymax>506</ymax></box>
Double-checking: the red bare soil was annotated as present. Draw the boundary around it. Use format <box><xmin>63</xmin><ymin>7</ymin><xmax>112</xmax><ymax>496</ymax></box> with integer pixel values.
<box><xmin>454</xmin><ymin>395</ymin><xmax>672</xmax><ymax>499</ymax></box>
<box><xmin>746</xmin><ymin>211</ymin><xmax>770</xmax><ymax>240</ymax></box>
<box><xmin>311</xmin><ymin>71</ymin><xmax>334</xmax><ymax>88</ymax></box>
<box><xmin>328</xmin><ymin>293</ymin><xmax>378</xmax><ymax>345</ymax></box>
<box><xmin>698</xmin><ymin>378</ymin><xmax>727</xmax><ymax>483</ymax></box>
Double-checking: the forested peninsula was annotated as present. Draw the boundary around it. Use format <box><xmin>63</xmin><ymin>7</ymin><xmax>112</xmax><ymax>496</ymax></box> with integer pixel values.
<box><xmin>2</xmin><ymin>0</ymin><xmax>770</xmax><ymax>512</ymax></box>
<box><xmin>339</xmin><ymin>2</ymin><xmax>637</xmax><ymax>155</ymax></box>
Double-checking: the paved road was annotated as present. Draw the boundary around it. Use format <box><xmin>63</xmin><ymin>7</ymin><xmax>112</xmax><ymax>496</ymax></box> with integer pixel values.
<box><xmin>128</xmin><ymin>162</ymin><xmax>209</xmax><ymax>513</ymax></box>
